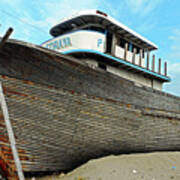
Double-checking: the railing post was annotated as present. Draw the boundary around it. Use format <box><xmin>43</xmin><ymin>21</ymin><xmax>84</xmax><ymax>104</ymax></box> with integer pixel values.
<box><xmin>139</xmin><ymin>49</ymin><xmax>142</xmax><ymax>66</ymax></box>
<box><xmin>158</xmin><ymin>58</ymin><xmax>161</xmax><ymax>74</ymax></box>
<box><xmin>132</xmin><ymin>48</ymin><xmax>136</xmax><ymax>64</ymax></box>
<box><xmin>164</xmin><ymin>62</ymin><xmax>167</xmax><ymax>76</ymax></box>
<box><xmin>111</xmin><ymin>34</ymin><xmax>117</xmax><ymax>56</ymax></box>
<box><xmin>146</xmin><ymin>50</ymin><xmax>150</xmax><ymax>70</ymax></box>
<box><xmin>124</xmin><ymin>43</ymin><xmax>128</xmax><ymax>61</ymax></box>
<box><xmin>152</xmin><ymin>55</ymin><xmax>155</xmax><ymax>72</ymax></box>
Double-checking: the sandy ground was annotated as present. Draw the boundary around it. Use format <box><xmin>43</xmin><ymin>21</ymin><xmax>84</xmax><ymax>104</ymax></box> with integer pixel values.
<box><xmin>34</xmin><ymin>152</ymin><xmax>180</xmax><ymax>180</ymax></box>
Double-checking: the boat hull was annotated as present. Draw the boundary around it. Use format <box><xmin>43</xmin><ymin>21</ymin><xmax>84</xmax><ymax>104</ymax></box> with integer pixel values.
<box><xmin>0</xmin><ymin>39</ymin><xmax>179</xmax><ymax>177</ymax></box>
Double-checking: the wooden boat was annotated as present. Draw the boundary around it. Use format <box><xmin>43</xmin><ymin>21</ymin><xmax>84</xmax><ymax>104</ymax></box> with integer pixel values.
<box><xmin>0</xmin><ymin>10</ymin><xmax>179</xmax><ymax>179</ymax></box>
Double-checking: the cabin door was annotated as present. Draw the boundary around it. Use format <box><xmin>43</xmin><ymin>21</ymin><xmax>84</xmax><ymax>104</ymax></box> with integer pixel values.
<box><xmin>106</xmin><ymin>32</ymin><xmax>113</xmax><ymax>54</ymax></box>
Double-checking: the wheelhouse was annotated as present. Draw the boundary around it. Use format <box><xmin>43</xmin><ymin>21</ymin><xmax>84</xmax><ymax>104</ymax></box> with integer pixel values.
<box><xmin>42</xmin><ymin>10</ymin><xmax>170</xmax><ymax>91</ymax></box>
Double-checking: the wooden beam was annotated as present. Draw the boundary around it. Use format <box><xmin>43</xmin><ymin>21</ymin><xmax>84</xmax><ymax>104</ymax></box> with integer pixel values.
<box><xmin>118</xmin><ymin>31</ymin><xmax>127</xmax><ymax>36</ymax></box>
<box><xmin>0</xmin><ymin>83</ymin><xmax>25</xmax><ymax>180</ymax></box>
<box><xmin>124</xmin><ymin>43</ymin><xmax>128</xmax><ymax>61</ymax></box>
<box><xmin>158</xmin><ymin>58</ymin><xmax>161</xmax><ymax>74</ymax></box>
<box><xmin>117</xmin><ymin>29</ymin><xmax>125</xmax><ymax>33</ymax></box>
<box><xmin>123</xmin><ymin>33</ymin><xmax>132</xmax><ymax>38</ymax></box>
<box><xmin>0</xmin><ymin>28</ymin><xmax>13</xmax><ymax>49</ymax></box>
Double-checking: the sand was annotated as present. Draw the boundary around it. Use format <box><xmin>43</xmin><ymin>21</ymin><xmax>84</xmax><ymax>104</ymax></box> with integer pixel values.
<box><xmin>35</xmin><ymin>152</ymin><xmax>180</xmax><ymax>180</ymax></box>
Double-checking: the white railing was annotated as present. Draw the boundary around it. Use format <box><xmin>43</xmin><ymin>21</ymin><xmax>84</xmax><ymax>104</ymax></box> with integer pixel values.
<box><xmin>115</xmin><ymin>44</ymin><xmax>167</xmax><ymax>76</ymax></box>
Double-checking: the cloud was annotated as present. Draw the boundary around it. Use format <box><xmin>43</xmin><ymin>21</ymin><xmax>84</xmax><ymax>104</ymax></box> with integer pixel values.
<box><xmin>0</xmin><ymin>0</ymin><xmax>163</xmax><ymax>44</ymax></box>
<box><xmin>168</xmin><ymin>36</ymin><xmax>180</xmax><ymax>78</ymax></box>
<box><xmin>0</xmin><ymin>0</ymin><xmax>21</xmax><ymax>6</ymax></box>
<box><xmin>164</xmin><ymin>64</ymin><xmax>180</xmax><ymax>96</ymax></box>
<box><xmin>168</xmin><ymin>63</ymin><xmax>180</xmax><ymax>76</ymax></box>
<box><xmin>0</xmin><ymin>0</ymin><xmax>101</xmax><ymax>43</ymax></box>
<box><xmin>126</xmin><ymin>0</ymin><xmax>162</xmax><ymax>16</ymax></box>
<box><xmin>168</xmin><ymin>29</ymin><xmax>180</xmax><ymax>41</ymax></box>
<box><xmin>164</xmin><ymin>29</ymin><xmax>180</xmax><ymax>96</ymax></box>
<box><xmin>41</xmin><ymin>0</ymin><xmax>100</xmax><ymax>27</ymax></box>
<box><xmin>167</xmin><ymin>29</ymin><xmax>180</xmax><ymax>60</ymax></box>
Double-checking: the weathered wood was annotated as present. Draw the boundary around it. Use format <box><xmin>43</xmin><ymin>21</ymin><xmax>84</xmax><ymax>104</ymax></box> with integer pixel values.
<box><xmin>139</xmin><ymin>49</ymin><xmax>142</xmax><ymax>66</ymax></box>
<box><xmin>0</xmin><ymin>83</ymin><xmax>25</xmax><ymax>180</ymax></box>
<box><xmin>132</xmin><ymin>48</ymin><xmax>136</xmax><ymax>64</ymax></box>
<box><xmin>0</xmin><ymin>38</ymin><xmax>175</xmax><ymax>177</ymax></box>
<box><xmin>124</xmin><ymin>43</ymin><xmax>128</xmax><ymax>61</ymax></box>
<box><xmin>0</xmin><ymin>28</ymin><xmax>13</xmax><ymax>49</ymax></box>
<box><xmin>0</xmin><ymin>74</ymin><xmax>179</xmax><ymax>175</ymax></box>
<box><xmin>164</xmin><ymin>62</ymin><xmax>167</xmax><ymax>76</ymax></box>
<box><xmin>152</xmin><ymin>55</ymin><xmax>155</xmax><ymax>72</ymax></box>
<box><xmin>158</xmin><ymin>58</ymin><xmax>161</xmax><ymax>74</ymax></box>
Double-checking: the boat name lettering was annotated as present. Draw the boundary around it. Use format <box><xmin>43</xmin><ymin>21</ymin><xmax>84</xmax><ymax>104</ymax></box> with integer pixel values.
<box><xmin>46</xmin><ymin>37</ymin><xmax>72</xmax><ymax>50</ymax></box>
<box><xmin>97</xmin><ymin>39</ymin><xmax>103</xmax><ymax>48</ymax></box>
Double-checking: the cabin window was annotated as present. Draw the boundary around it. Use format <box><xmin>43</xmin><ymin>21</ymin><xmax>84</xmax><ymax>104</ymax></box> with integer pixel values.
<box><xmin>136</xmin><ymin>48</ymin><xmax>145</xmax><ymax>57</ymax></box>
<box><xmin>132</xmin><ymin>45</ymin><xmax>140</xmax><ymax>54</ymax></box>
<box><xmin>106</xmin><ymin>32</ymin><xmax>113</xmax><ymax>53</ymax></box>
<box><xmin>128</xmin><ymin>43</ymin><xmax>133</xmax><ymax>52</ymax></box>
<box><xmin>120</xmin><ymin>39</ymin><xmax>125</xmax><ymax>48</ymax></box>
<box><xmin>136</xmin><ymin>47</ymin><xmax>140</xmax><ymax>54</ymax></box>
<box><xmin>119</xmin><ymin>39</ymin><xmax>126</xmax><ymax>48</ymax></box>
<box><xmin>142</xmin><ymin>50</ymin><xmax>145</xmax><ymax>58</ymax></box>
<box><xmin>118</xmin><ymin>38</ymin><xmax>133</xmax><ymax>52</ymax></box>
<box><xmin>98</xmin><ymin>62</ymin><xmax>107</xmax><ymax>70</ymax></box>
<box><xmin>117</xmin><ymin>38</ymin><xmax>144</xmax><ymax>55</ymax></box>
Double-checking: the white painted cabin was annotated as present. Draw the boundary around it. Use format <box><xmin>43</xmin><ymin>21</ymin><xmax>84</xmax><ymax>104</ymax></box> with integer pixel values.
<box><xmin>42</xmin><ymin>10</ymin><xmax>170</xmax><ymax>91</ymax></box>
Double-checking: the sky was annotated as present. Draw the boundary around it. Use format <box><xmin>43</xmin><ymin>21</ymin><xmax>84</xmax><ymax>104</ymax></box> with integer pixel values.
<box><xmin>0</xmin><ymin>0</ymin><xmax>179</xmax><ymax>96</ymax></box>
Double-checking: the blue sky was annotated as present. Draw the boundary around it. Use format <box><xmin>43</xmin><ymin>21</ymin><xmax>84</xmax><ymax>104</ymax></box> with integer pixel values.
<box><xmin>0</xmin><ymin>0</ymin><xmax>179</xmax><ymax>96</ymax></box>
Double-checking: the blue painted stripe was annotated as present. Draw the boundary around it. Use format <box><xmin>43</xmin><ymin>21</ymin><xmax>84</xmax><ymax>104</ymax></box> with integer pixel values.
<box><xmin>63</xmin><ymin>49</ymin><xmax>171</xmax><ymax>82</ymax></box>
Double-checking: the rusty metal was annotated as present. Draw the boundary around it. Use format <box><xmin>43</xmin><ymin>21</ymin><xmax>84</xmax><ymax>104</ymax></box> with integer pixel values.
<box><xmin>0</xmin><ymin>82</ymin><xmax>25</xmax><ymax>180</ymax></box>
<box><xmin>0</xmin><ymin>139</ymin><xmax>18</xmax><ymax>179</ymax></box>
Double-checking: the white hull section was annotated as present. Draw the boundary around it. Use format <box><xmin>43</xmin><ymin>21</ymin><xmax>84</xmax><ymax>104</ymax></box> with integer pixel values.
<box><xmin>42</xmin><ymin>30</ymin><xmax>106</xmax><ymax>53</ymax></box>
<box><xmin>42</xmin><ymin>30</ymin><xmax>145</xmax><ymax>68</ymax></box>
